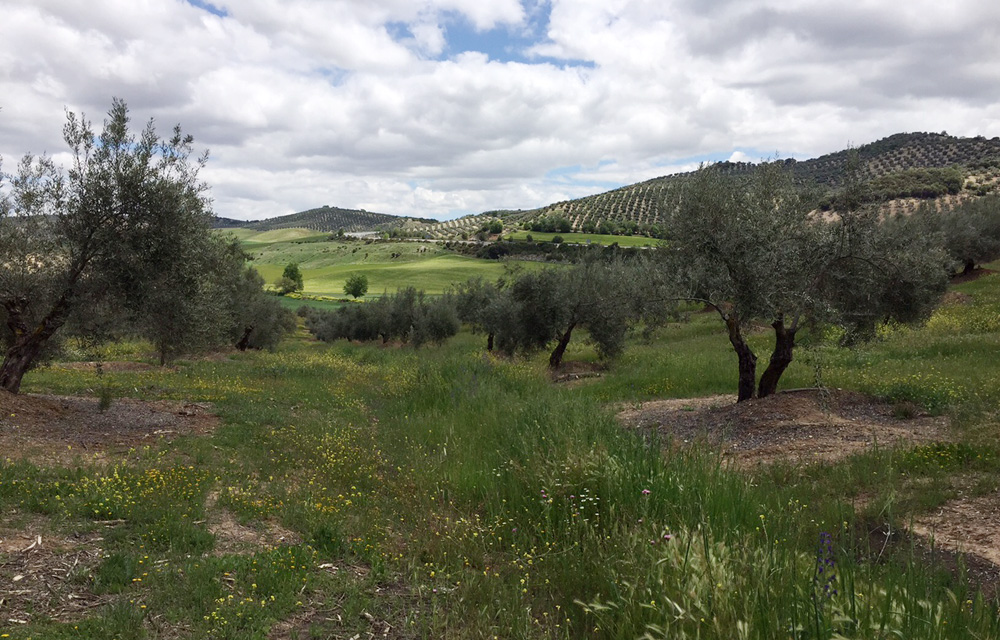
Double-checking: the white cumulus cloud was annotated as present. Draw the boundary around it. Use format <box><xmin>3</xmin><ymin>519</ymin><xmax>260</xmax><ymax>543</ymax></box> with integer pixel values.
<box><xmin>1</xmin><ymin>0</ymin><xmax>998</xmax><ymax>220</ymax></box>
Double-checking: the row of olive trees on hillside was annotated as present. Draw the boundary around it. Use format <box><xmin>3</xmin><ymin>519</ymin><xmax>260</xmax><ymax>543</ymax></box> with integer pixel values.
<box><xmin>0</xmin><ymin>100</ymin><xmax>293</xmax><ymax>392</ymax></box>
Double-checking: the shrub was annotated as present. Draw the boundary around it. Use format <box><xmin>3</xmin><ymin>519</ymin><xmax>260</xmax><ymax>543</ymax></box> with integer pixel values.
<box><xmin>343</xmin><ymin>273</ymin><xmax>369</xmax><ymax>299</ymax></box>
<box><xmin>280</xmin><ymin>263</ymin><xmax>304</xmax><ymax>292</ymax></box>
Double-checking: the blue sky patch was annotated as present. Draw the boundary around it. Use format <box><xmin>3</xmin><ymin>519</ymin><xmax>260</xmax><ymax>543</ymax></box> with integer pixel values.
<box><xmin>186</xmin><ymin>0</ymin><xmax>227</xmax><ymax>18</ymax></box>
<box><xmin>389</xmin><ymin>5</ymin><xmax>594</xmax><ymax>69</ymax></box>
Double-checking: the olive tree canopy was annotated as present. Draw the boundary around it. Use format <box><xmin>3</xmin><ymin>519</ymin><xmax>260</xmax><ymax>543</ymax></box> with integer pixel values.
<box><xmin>661</xmin><ymin>161</ymin><xmax>948</xmax><ymax>402</ymax></box>
<box><xmin>0</xmin><ymin>99</ymin><xmax>229</xmax><ymax>391</ymax></box>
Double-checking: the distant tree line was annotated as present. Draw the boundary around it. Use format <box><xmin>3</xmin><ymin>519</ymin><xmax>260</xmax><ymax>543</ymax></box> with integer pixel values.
<box><xmin>819</xmin><ymin>167</ymin><xmax>965</xmax><ymax>210</ymax></box>
<box><xmin>0</xmin><ymin>100</ymin><xmax>294</xmax><ymax>393</ymax></box>
<box><xmin>521</xmin><ymin>214</ymin><xmax>668</xmax><ymax>239</ymax></box>
<box><xmin>303</xmin><ymin>287</ymin><xmax>459</xmax><ymax>348</ymax></box>
<box><xmin>447</xmin><ymin>239</ymin><xmax>642</xmax><ymax>262</ymax></box>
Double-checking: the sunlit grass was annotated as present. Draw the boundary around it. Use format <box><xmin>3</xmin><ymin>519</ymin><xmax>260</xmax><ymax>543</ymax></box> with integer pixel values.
<box><xmin>248</xmin><ymin>240</ymin><xmax>541</xmax><ymax>295</ymax></box>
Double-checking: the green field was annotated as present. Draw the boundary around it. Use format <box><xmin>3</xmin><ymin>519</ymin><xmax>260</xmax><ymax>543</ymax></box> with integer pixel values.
<box><xmin>274</xmin><ymin>294</ymin><xmax>350</xmax><ymax>312</ymax></box>
<box><xmin>239</xmin><ymin>234</ymin><xmax>541</xmax><ymax>295</ymax></box>
<box><xmin>217</xmin><ymin>227</ymin><xmax>332</xmax><ymax>244</ymax></box>
<box><xmin>509</xmin><ymin>230</ymin><xmax>661</xmax><ymax>247</ymax></box>
<box><xmin>5</xmin><ymin>258</ymin><xmax>1000</xmax><ymax>638</ymax></box>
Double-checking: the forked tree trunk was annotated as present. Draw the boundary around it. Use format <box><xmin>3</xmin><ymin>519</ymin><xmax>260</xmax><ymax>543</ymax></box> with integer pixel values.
<box><xmin>236</xmin><ymin>326</ymin><xmax>254</xmax><ymax>351</ymax></box>
<box><xmin>757</xmin><ymin>318</ymin><xmax>798</xmax><ymax>398</ymax></box>
<box><xmin>725</xmin><ymin>315</ymin><xmax>757</xmax><ymax>402</ymax></box>
<box><xmin>548</xmin><ymin>322</ymin><xmax>577</xmax><ymax>370</ymax></box>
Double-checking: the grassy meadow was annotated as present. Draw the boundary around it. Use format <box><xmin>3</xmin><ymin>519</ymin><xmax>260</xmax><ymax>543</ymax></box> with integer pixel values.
<box><xmin>219</xmin><ymin>228</ymin><xmax>333</xmax><ymax>244</ymax></box>
<box><xmin>3</xmin><ymin>263</ymin><xmax>1000</xmax><ymax>638</ymax></box>
<box><xmin>221</xmin><ymin>230</ymin><xmax>541</xmax><ymax>297</ymax></box>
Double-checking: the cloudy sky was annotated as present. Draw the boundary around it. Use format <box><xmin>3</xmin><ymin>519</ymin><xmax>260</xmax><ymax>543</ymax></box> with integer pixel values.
<box><xmin>1</xmin><ymin>0</ymin><xmax>999</xmax><ymax>221</ymax></box>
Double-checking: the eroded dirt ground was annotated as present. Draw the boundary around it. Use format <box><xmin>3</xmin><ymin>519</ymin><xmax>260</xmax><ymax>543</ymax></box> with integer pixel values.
<box><xmin>619</xmin><ymin>388</ymin><xmax>951</xmax><ymax>467</ymax></box>
<box><xmin>0</xmin><ymin>389</ymin><xmax>218</xmax><ymax>465</ymax></box>
<box><xmin>621</xmin><ymin>388</ymin><xmax>1000</xmax><ymax>597</ymax></box>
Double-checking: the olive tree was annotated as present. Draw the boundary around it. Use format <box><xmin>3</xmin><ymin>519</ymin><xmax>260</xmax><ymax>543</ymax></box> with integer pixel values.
<box><xmin>912</xmin><ymin>195</ymin><xmax>1000</xmax><ymax>276</ymax></box>
<box><xmin>0</xmin><ymin>99</ymin><xmax>223</xmax><ymax>391</ymax></box>
<box><xmin>662</xmin><ymin>161</ymin><xmax>948</xmax><ymax>402</ymax></box>
<box><xmin>465</xmin><ymin>258</ymin><xmax>666</xmax><ymax>369</ymax></box>
<box><xmin>454</xmin><ymin>276</ymin><xmax>507</xmax><ymax>351</ymax></box>
<box><xmin>216</xmin><ymin>243</ymin><xmax>296</xmax><ymax>352</ymax></box>
<box><xmin>542</xmin><ymin>258</ymin><xmax>666</xmax><ymax>369</ymax></box>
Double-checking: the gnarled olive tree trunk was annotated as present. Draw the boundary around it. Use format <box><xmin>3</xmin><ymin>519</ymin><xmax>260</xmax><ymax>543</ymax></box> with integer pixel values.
<box><xmin>757</xmin><ymin>316</ymin><xmax>798</xmax><ymax>398</ymax></box>
<box><xmin>0</xmin><ymin>295</ymin><xmax>72</xmax><ymax>394</ymax></box>
<box><xmin>548</xmin><ymin>322</ymin><xmax>576</xmax><ymax>370</ymax></box>
<box><xmin>725</xmin><ymin>315</ymin><xmax>757</xmax><ymax>403</ymax></box>
<box><xmin>236</xmin><ymin>325</ymin><xmax>254</xmax><ymax>351</ymax></box>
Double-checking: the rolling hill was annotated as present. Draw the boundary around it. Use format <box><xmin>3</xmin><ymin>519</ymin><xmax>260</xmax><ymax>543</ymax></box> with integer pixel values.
<box><xmin>216</xmin><ymin>132</ymin><xmax>1000</xmax><ymax>240</ymax></box>
<box><xmin>213</xmin><ymin>205</ymin><xmax>436</xmax><ymax>234</ymax></box>
<box><xmin>406</xmin><ymin>132</ymin><xmax>1000</xmax><ymax>239</ymax></box>
<box><xmin>504</xmin><ymin>132</ymin><xmax>1000</xmax><ymax>232</ymax></box>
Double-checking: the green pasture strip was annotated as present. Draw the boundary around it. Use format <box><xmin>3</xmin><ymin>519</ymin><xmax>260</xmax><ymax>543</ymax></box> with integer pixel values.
<box><xmin>274</xmin><ymin>294</ymin><xmax>351</xmax><ymax>312</ymax></box>
<box><xmin>508</xmin><ymin>230</ymin><xmax>661</xmax><ymax>247</ymax></box>
<box><xmin>253</xmin><ymin>254</ymin><xmax>542</xmax><ymax>296</ymax></box>
<box><xmin>214</xmin><ymin>226</ymin><xmax>257</xmax><ymax>240</ymax></box>
<box><xmin>216</xmin><ymin>226</ymin><xmax>332</xmax><ymax>245</ymax></box>
<box><xmin>7</xmin><ymin>272</ymin><xmax>1000</xmax><ymax>638</ymax></box>
<box><xmin>245</xmin><ymin>239</ymin><xmax>448</xmax><ymax>269</ymax></box>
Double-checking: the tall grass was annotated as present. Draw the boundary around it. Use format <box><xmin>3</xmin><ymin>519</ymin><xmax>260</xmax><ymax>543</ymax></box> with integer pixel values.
<box><xmin>7</xmin><ymin>272</ymin><xmax>1000</xmax><ymax>638</ymax></box>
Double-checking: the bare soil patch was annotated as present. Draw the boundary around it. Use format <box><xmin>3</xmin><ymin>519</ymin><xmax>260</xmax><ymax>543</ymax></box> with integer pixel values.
<box><xmin>619</xmin><ymin>389</ymin><xmax>950</xmax><ymax>467</ymax></box>
<box><xmin>0</xmin><ymin>519</ymin><xmax>108</xmax><ymax>627</ymax></box>
<box><xmin>551</xmin><ymin>361</ymin><xmax>605</xmax><ymax>384</ymax></box>
<box><xmin>0</xmin><ymin>390</ymin><xmax>219</xmax><ymax>465</ymax></box>
<box><xmin>867</xmin><ymin>517</ymin><xmax>1000</xmax><ymax>602</ymax></box>
<box><xmin>203</xmin><ymin>491</ymin><xmax>302</xmax><ymax>555</ymax></box>
<box><xmin>911</xmin><ymin>486</ymin><xmax>1000</xmax><ymax>570</ymax></box>
<box><xmin>950</xmin><ymin>267</ymin><xmax>996</xmax><ymax>284</ymax></box>
<box><xmin>623</xmin><ymin>390</ymin><xmax>1000</xmax><ymax>592</ymax></box>
<box><xmin>942</xmin><ymin>291</ymin><xmax>973</xmax><ymax>305</ymax></box>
